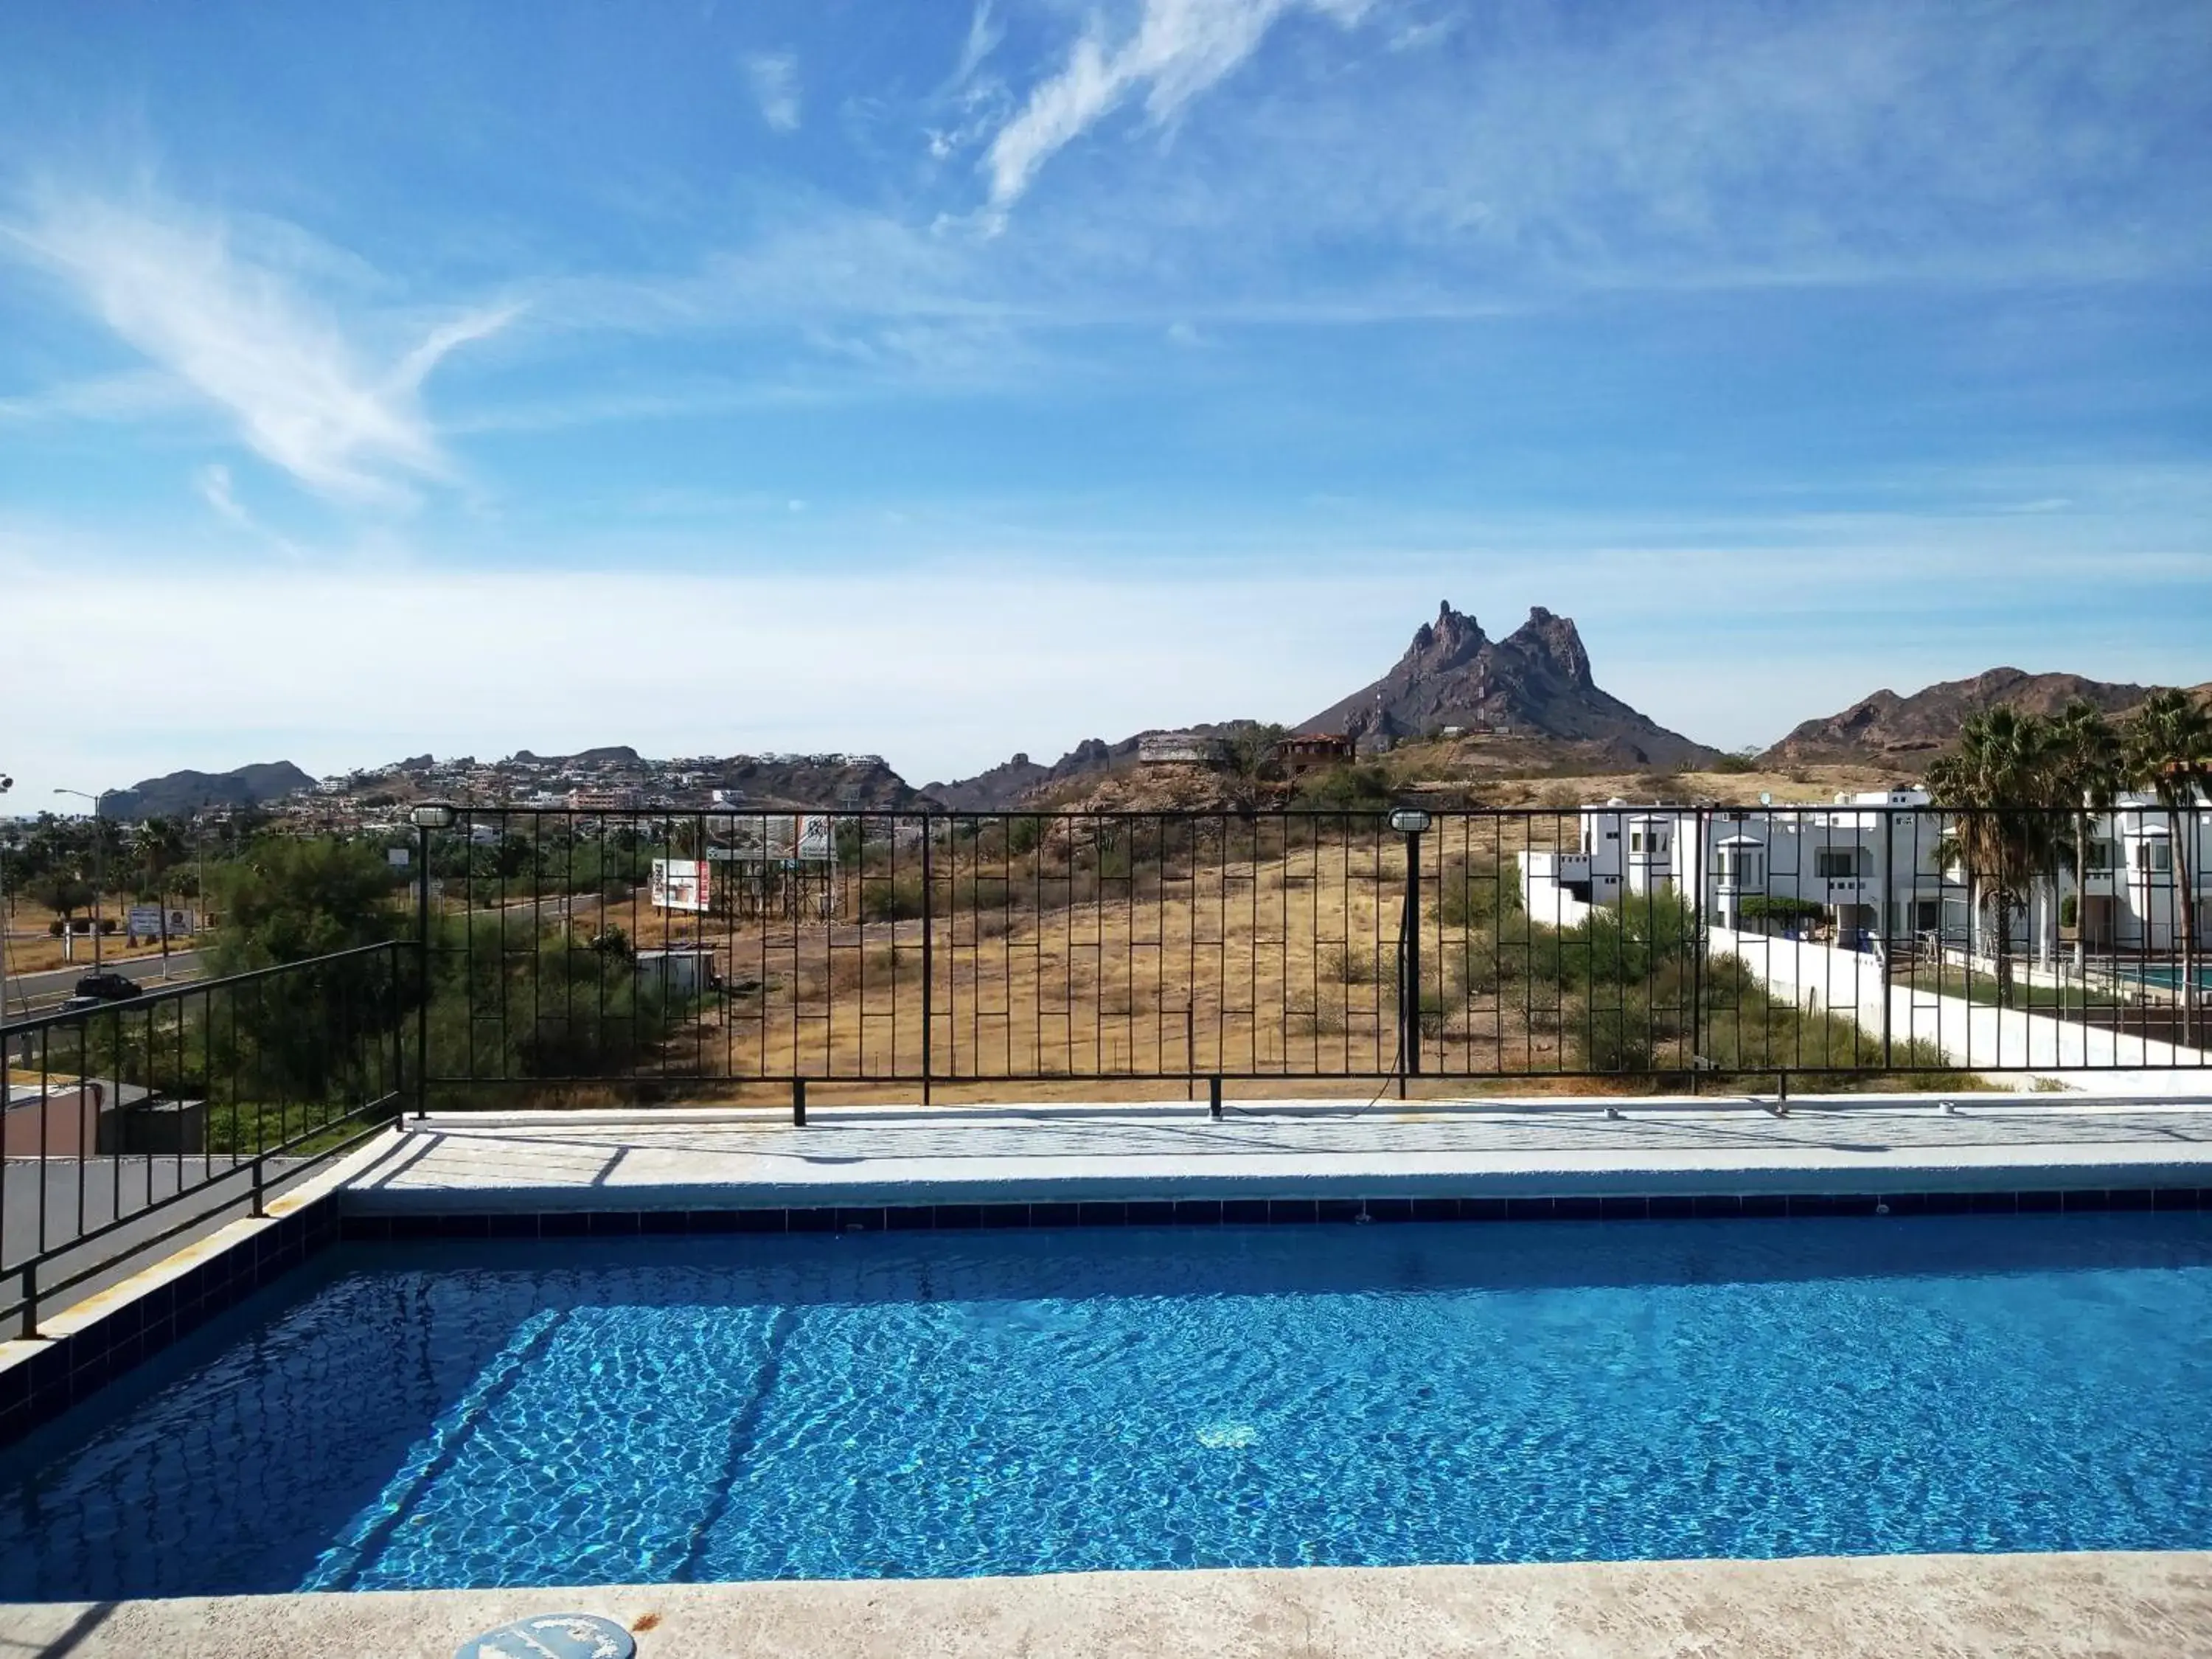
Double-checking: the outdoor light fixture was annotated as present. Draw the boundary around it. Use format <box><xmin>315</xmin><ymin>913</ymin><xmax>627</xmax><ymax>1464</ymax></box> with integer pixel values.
<box><xmin>1388</xmin><ymin>808</ymin><xmax>1432</xmax><ymax>835</ymax></box>
<box><xmin>410</xmin><ymin>803</ymin><xmax>457</xmax><ymax>829</ymax></box>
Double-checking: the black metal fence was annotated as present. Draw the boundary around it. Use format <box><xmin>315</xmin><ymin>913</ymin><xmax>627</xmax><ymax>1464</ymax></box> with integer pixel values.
<box><xmin>417</xmin><ymin>804</ymin><xmax>2210</xmax><ymax>1096</ymax></box>
<box><xmin>0</xmin><ymin>942</ymin><xmax>408</xmax><ymax>1333</ymax></box>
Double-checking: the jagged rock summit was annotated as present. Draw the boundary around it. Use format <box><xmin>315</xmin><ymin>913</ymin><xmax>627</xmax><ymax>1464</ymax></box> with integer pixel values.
<box><xmin>1300</xmin><ymin>602</ymin><xmax>1715</xmax><ymax>768</ymax></box>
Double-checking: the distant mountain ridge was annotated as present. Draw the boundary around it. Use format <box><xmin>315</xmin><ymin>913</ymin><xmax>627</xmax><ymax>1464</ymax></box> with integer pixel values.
<box><xmin>1760</xmin><ymin>668</ymin><xmax>2202</xmax><ymax>768</ymax></box>
<box><xmin>99</xmin><ymin>761</ymin><xmax>315</xmax><ymax>820</ymax></box>
<box><xmin>1300</xmin><ymin>602</ymin><xmax>1719</xmax><ymax>768</ymax></box>
<box><xmin>923</xmin><ymin>723</ymin><xmax>1265</xmax><ymax>813</ymax></box>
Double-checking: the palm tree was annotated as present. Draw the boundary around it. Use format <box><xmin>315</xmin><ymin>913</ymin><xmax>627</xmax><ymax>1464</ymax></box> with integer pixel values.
<box><xmin>1925</xmin><ymin>706</ymin><xmax>2065</xmax><ymax>1009</ymax></box>
<box><xmin>2123</xmin><ymin>689</ymin><xmax>2212</xmax><ymax>1045</ymax></box>
<box><xmin>2047</xmin><ymin>700</ymin><xmax>2124</xmax><ymax>972</ymax></box>
<box><xmin>133</xmin><ymin>817</ymin><xmax>191</xmax><ymax>956</ymax></box>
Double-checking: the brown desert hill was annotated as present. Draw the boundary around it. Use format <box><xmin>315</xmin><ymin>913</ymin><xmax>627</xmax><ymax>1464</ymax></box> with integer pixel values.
<box><xmin>99</xmin><ymin>760</ymin><xmax>316</xmax><ymax>820</ymax></box>
<box><xmin>1298</xmin><ymin>602</ymin><xmax>1719</xmax><ymax>769</ymax></box>
<box><xmin>1760</xmin><ymin>668</ymin><xmax>2208</xmax><ymax>769</ymax></box>
<box><xmin>924</xmin><ymin>723</ymin><xmax>1269</xmax><ymax>812</ymax></box>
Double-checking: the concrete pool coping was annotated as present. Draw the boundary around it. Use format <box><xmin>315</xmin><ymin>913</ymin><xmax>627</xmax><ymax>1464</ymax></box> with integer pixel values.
<box><xmin>4</xmin><ymin>1551</ymin><xmax>2208</xmax><ymax>1657</ymax></box>
<box><xmin>339</xmin><ymin>1095</ymin><xmax>2212</xmax><ymax>1214</ymax></box>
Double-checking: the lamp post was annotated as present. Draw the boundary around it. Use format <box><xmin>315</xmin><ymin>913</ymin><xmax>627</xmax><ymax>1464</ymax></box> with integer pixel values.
<box><xmin>1388</xmin><ymin>807</ymin><xmax>1432</xmax><ymax>1096</ymax></box>
<box><xmin>53</xmin><ymin>788</ymin><xmax>105</xmax><ymax>972</ymax></box>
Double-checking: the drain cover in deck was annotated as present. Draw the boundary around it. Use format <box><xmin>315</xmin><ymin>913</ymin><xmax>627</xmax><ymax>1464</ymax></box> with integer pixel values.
<box><xmin>455</xmin><ymin>1612</ymin><xmax>637</xmax><ymax>1659</ymax></box>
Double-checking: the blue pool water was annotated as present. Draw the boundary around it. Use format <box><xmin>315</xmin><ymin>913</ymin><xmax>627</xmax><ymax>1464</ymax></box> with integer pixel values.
<box><xmin>3</xmin><ymin>1215</ymin><xmax>2211</xmax><ymax>1599</ymax></box>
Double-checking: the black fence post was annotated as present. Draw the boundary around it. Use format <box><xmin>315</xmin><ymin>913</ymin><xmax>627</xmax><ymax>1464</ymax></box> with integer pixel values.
<box><xmin>920</xmin><ymin>817</ymin><xmax>933</xmax><ymax>1106</ymax></box>
<box><xmin>1396</xmin><ymin>813</ymin><xmax>1425</xmax><ymax>1098</ymax></box>
<box><xmin>793</xmin><ymin>1077</ymin><xmax>807</xmax><ymax>1127</ymax></box>
<box><xmin>19</xmin><ymin>1260</ymin><xmax>35</xmax><ymax>1340</ymax></box>
<box><xmin>414</xmin><ymin>818</ymin><xmax>432</xmax><ymax>1121</ymax></box>
<box><xmin>1208</xmin><ymin>1074</ymin><xmax>1222</xmax><ymax>1121</ymax></box>
<box><xmin>1690</xmin><ymin>807</ymin><xmax>1705</xmax><ymax>1091</ymax></box>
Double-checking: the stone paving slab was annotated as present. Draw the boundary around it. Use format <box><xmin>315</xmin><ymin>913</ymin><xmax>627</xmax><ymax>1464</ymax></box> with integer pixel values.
<box><xmin>342</xmin><ymin>1098</ymin><xmax>2212</xmax><ymax>1211</ymax></box>
<box><xmin>4</xmin><ymin>1551</ymin><xmax>2207</xmax><ymax>1658</ymax></box>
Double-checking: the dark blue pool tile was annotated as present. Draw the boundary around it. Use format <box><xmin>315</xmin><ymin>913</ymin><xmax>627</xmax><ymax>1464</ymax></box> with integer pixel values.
<box><xmin>440</xmin><ymin>1213</ymin><xmax>493</xmax><ymax>1239</ymax></box>
<box><xmin>1363</xmin><ymin>1197</ymin><xmax>1414</xmax><ymax>1223</ymax></box>
<box><xmin>2015</xmin><ymin>1190</ymin><xmax>2062</xmax><ymax>1214</ymax></box>
<box><xmin>1173</xmin><ymin>1200</ymin><xmax>1223</xmax><ymax>1225</ymax></box>
<box><xmin>339</xmin><ymin>1214</ymin><xmax>390</xmax><ymax>1242</ymax></box>
<box><xmin>486</xmin><ymin>1213</ymin><xmax>539</xmax><ymax>1239</ymax></box>
<box><xmin>1268</xmin><ymin>1199</ymin><xmax>1319</xmax><ymax>1225</ymax></box>
<box><xmin>2154</xmin><ymin>1187</ymin><xmax>2200</xmax><ymax>1212</ymax></box>
<box><xmin>1878</xmin><ymin>1192</ymin><xmax>1923</xmax><ymax>1215</ymax></box>
<box><xmin>726</xmin><ymin>1208</ymin><xmax>783</xmax><ymax>1233</ymax></box>
<box><xmin>1972</xmin><ymin>1192</ymin><xmax>2018</xmax><ymax>1215</ymax></box>
<box><xmin>1126</xmin><ymin>1201</ymin><xmax>1178</xmax><ymax>1226</ymax></box>
<box><xmin>1691</xmin><ymin>1194</ymin><xmax>1743</xmax><ymax>1219</ymax></box>
<box><xmin>835</xmin><ymin>1208</ymin><xmax>886</xmax><ymax>1234</ymax></box>
<box><xmin>0</xmin><ymin>1363</ymin><xmax>27</xmax><ymax>1413</ymax></box>
<box><xmin>1067</xmin><ymin>1203</ymin><xmax>1118</xmax><ymax>1228</ymax></box>
<box><xmin>980</xmin><ymin>1204</ymin><xmax>1032</xmax><ymax>1229</ymax></box>
<box><xmin>1410</xmin><ymin>1197</ymin><xmax>1461</xmax><ymax>1222</ymax></box>
<box><xmin>886</xmin><ymin>1206</ymin><xmax>936</xmax><ymax>1231</ymax></box>
<box><xmin>386</xmin><ymin>1214</ymin><xmax>446</xmax><ymax>1241</ymax></box>
<box><xmin>1550</xmin><ymin>1196</ymin><xmax>1604</xmax><ymax>1221</ymax></box>
<box><xmin>1316</xmin><ymin>1199</ymin><xmax>1365</xmax><ymax>1225</ymax></box>
<box><xmin>1222</xmin><ymin>1199</ymin><xmax>1271</xmax><ymax>1224</ymax></box>
<box><xmin>1645</xmin><ymin>1195</ymin><xmax>1697</xmax><ymax>1220</ymax></box>
<box><xmin>1918</xmin><ymin>1192</ymin><xmax>1977</xmax><ymax>1216</ymax></box>
<box><xmin>1739</xmin><ymin>1194</ymin><xmax>1789</xmax><ymax>1219</ymax></box>
<box><xmin>681</xmin><ymin>1208</ymin><xmax>745</xmax><ymax>1232</ymax></box>
<box><xmin>931</xmin><ymin>1204</ymin><xmax>984</xmax><ymax>1230</ymax></box>
<box><xmin>1599</xmin><ymin>1196</ymin><xmax>1649</xmax><ymax>1221</ymax></box>
<box><xmin>1503</xmin><ymin>1197</ymin><xmax>1553</xmax><ymax>1221</ymax></box>
<box><xmin>2105</xmin><ymin>1189</ymin><xmax>2156</xmax><ymax>1212</ymax></box>
<box><xmin>785</xmin><ymin>1208</ymin><xmax>837</xmax><ymax>1234</ymax></box>
<box><xmin>633</xmin><ymin>1210</ymin><xmax>687</xmax><ymax>1234</ymax></box>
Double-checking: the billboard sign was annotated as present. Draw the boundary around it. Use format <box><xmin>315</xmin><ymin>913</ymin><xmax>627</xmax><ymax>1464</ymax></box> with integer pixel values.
<box><xmin>705</xmin><ymin>814</ymin><xmax>838</xmax><ymax>864</ymax></box>
<box><xmin>127</xmin><ymin>906</ymin><xmax>197</xmax><ymax>939</ymax></box>
<box><xmin>650</xmin><ymin>858</ymin><xmax>712</xmax><ymax>912</ymax></box>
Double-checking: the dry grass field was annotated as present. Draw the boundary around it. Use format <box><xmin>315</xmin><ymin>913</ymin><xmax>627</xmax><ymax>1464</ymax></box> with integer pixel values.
<box><xmin>447</xmin><ymin>818</ymin><xmax>1793</xmax><ymax>1091</ymax></box>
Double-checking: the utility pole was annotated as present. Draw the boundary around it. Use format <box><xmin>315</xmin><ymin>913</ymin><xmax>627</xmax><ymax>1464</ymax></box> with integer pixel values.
<box><xmin>54</xmin><ymin>788</ymin><xmax>105</xmax><ymax>972</ymax></box>
<box><xmin>0</xmin><ymin>772</ymin><xmax>14</xmax><ymax>1020</ymax></box>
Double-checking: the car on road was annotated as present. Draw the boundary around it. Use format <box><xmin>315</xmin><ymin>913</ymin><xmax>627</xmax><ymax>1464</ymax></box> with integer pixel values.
<box><xmin>63</xmin><ymin>970</ymin><xmax>145</xmax><ymax>1011</ymax></box>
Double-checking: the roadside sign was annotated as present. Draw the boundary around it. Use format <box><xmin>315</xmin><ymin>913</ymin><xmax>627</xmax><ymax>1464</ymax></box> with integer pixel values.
<box><xmin>127</xmin><ymin>906</ymin><xmax>195</xmax><ymax>939</ymax></box>
<box><xmin>388</xmin><ymin>846</ymin><xmax>411</xmax><ymax>867</ymax></box>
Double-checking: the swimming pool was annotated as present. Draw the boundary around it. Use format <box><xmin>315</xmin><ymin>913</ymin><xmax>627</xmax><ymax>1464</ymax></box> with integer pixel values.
<box><xmin>3</xmin><ymin>1214</ymin><xmax>2209</xmax><ymax>1599</ymax></box>
<box><xmin>2124</xmin><ymin>963</ymin><xmax>2212</xmax><ymax>992</ymax></box>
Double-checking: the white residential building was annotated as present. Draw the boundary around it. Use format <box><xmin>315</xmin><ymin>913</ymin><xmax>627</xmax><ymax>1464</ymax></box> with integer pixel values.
<box><xmin>1520</xmin><ymin>787</ymin><xmax>2210</xmax><ymax>956</ymax></box>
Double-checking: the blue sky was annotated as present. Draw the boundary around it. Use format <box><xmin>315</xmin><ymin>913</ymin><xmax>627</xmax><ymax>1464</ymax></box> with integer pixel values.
<box><xmin>2</xmin><ymin>0</ymin><xmax>2208</xmax><ymax>800</ymax></box>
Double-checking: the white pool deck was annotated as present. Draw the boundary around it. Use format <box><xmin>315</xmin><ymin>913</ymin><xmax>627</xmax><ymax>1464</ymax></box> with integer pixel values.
<box><xmin>6</xmin><ymin>1551</ymin><xmax>2208</xmax><ymax>1657</ymax></box>
<box><xmin>341</xmin><ymin>1092</ymin><xmax>2212</xmax><ymax>1211</ymax></box>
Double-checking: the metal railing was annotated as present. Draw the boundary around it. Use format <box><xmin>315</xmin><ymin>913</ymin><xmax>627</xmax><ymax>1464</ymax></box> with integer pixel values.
<box><xmin>416</xmin><ymin>804</ymin><xmax>2210</xmax><ymax>1100</ymax></box>
<box><xmin>0</xmin><ymin>941</ymin><xmax>408</xmax><ymax>1333</ymax></box>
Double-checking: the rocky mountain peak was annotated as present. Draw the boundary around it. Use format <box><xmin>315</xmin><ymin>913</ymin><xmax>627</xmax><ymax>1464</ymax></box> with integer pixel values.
<box><xmin>1503</xmin><ymin>605</ymin><xmax>1593</xmax><ymax>689</ymax></box>
<box><xmin>1298</xmin><ymin>599</ymin><xmax>1714</xmax><ymax>766</ymax></box>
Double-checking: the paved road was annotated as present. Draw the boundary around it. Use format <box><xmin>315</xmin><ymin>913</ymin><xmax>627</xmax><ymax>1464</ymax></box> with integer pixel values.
<box><xmin>2</xmin><ymin>951</ymin><xmax>206</xmax><ymax>1019</ymax></box>
<box><xmin>1</xmin><ymin>1154</ymin><xmax>307</xmax><ymax>1321</ymax></box>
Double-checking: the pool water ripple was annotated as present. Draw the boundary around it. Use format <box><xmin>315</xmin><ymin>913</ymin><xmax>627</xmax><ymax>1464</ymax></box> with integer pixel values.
<box><xmin>1</xmin><ymin>1215</ymin><xmax>2209</xmax><ymax>1599</ymax></box>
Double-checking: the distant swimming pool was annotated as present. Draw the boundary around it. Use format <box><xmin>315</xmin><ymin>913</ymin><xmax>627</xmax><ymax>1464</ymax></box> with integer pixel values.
<box><xmin>2124</xmin><ymin>963</ymin><xmax>2212</xmax><ymax>992</ymax></box>
<box><xmin>3</xmin><ymin>1216</ymin><xmax>2210</xmax><ymax>1600</ymax></box>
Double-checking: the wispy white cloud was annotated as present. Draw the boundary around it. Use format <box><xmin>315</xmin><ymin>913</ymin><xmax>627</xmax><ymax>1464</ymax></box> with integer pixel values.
<box><xmin>983</xmin><ymin>0</ymin><xmax>1373</xmax><ymax>212</ymax></box>
<box><xmin>1</xmin><ymin>188</ymin><xmax>517</xmax><ymax>504</ymax></box>
<box><xmin>742</xmin><ymin>51</ymin><xmax>801</xmax><ymax>133</ymax></box>
<box><xmin>194</xmin><ymin>462</ymin><xmax>251</xmax><ymax>529</ymax></box>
